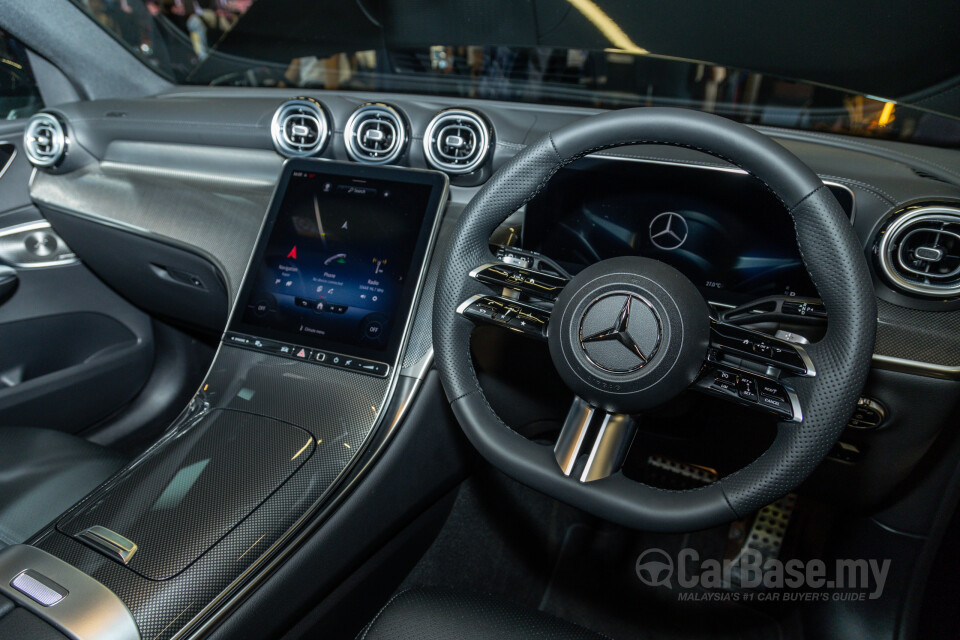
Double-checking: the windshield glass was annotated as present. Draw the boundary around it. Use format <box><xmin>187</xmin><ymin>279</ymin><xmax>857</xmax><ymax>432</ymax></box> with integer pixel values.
<box><xmin>70</xmin><ymin>0</ymin><xmax>960</xmax><ymax>148</ymax></box>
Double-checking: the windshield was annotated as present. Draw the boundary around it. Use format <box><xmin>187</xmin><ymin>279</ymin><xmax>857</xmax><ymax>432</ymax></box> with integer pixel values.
<box><xmin>71</xmin><ymin>0</ymin><xmax>960</xmax><ymax>148</ymax></box>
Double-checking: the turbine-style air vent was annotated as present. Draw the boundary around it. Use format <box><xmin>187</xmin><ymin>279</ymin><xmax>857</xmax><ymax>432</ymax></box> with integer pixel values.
<box><xmin>23</xmin><ymin>113</ymin><xmax>66</xmax><ymax>168</ymax></box>
<box><xmin>423</xmin><ymin>108</ymin><xmax>491</xmax><ymax>174</ymax></box>
<box><xmin>271</xmin><ymin>98</ymin><xmax>330</xmax><ymax>157</ymax></box>
<box><xmin>344</xmin><ymin>103</ymin><xmax>407</xmax><ymax>165</ymax></box>
<box><xmin>877</xmin><ymin>205</ymin><xmax>960</xmax><ymax>298</ymax></box>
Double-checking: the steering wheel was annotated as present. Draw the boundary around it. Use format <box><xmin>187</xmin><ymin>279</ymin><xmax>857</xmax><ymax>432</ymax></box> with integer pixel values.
<box><xmin>432</xmin><ymin>108</ymin><xmax>876</xmax><ymax>532</ymax></box>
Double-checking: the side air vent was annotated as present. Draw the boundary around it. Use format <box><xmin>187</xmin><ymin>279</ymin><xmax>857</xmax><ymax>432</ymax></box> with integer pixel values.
<box><xmin>23</xmin><ymin>113</ymin><xmax>67</xmax><ymax>168</ymax></box>
<box><xmin>423</xmin><ymin>108</ymin><xmax>491</xmax><ymax>174</ymax></box>
<box><xmin>270</xmin><ymin>98</ymin><xmax>330</xmax><ymax>157</ymax></box>
<box><xmin>877</xmin><ymin>205</ymin><xmax>960</xmax><ymax>297</ymax></box>
<box><xmin>344</xmin><ymin>103</ymin><xmax>407</xmax><ymax>165</ymax></box>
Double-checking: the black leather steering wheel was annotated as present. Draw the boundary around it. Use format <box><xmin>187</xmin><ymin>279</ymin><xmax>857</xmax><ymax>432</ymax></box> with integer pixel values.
<box><xmin>432</xmin><ymin>108</ymin><xmax>876</xmax><ymax>532</ymax></box>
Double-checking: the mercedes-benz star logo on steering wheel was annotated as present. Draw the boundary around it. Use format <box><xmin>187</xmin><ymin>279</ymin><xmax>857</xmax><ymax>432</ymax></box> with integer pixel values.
<box><xmin>649</xmin><ymin>211</ymin><xmax>689</xmax><ymax>251</ymax></box>
<box><xmin>579</xmin><ymin>293</ymin><xmax>661</xmax><ymax>373</ymax></box>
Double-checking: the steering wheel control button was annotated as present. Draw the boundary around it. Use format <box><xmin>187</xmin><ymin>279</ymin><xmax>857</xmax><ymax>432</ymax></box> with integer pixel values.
<box><xmin>470</xmin><ymin>263</ymin><xmax>568</xmax><ymax>301</ymax></box>
<box><xmin>457</xmin><ymin>295</ymin><xmax>549</xmax><ymax>339</ymax></box>
<box><xmin>549</xmin><ymin>257</ymin><xmax>710</xmax><ymax>413</ymax></box>
<box><xmin>10</xmin><ymin>569</ymin><xmax>68</xmax><ymax>606</ymax></box>
<box><xmin>709</xmin><ymin>321</ymin><xmax>814</xmax><ymax>376</ymax></box>
<box><xmin>695</xmin><ymin>364</ymin><xmax>799</xmax><ymax>421</ymax></box>
<box><xmin>848</xmin><ymin>397</ymin><xmax>885</xmax><ymax>429</ymax></box>
<box><xmin>222</xmin><ymin>333</ymin><xmax>388</xmax><ymax>376</ymax></box>
<box><xmin>737</xmin><ymin>376</ymin><xmax>759</xmax><ymax>402</ymax></box>
<box><xmin>759</xmin><ymin>381</ymin><xmax>788</xmax><ymax>402</ymax></box>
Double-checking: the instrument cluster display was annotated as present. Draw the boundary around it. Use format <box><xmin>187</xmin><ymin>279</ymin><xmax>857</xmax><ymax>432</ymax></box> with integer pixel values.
<box><xmin>522</xmin><ymin>158</ymin><xmax>853</xmax><ymax>305</ymax></box>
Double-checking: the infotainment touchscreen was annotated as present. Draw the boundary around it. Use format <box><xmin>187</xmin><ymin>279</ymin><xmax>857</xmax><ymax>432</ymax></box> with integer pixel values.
<box><xmin>227</xmin><ymin>161</ymin><xmax>447</xmax><ymax>374</ymax></box>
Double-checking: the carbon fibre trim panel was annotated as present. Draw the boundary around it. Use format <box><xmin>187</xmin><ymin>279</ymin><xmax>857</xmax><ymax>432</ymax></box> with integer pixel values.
<box><xmin>875</xmin><ymin>298</ymin><xmax>960</xmax><ymax>367</ymax></box>
<box><xmin>31</xmin><ymin>345</ymin><xmax>391</xmax><ymax>640</ymax></box>
<box><xmin>30</xmin><ymin>162</ymin><xmax>277</xmax><ymax>301</ymax></box>
<box><xmin>57</xmin><ymin>409</ymin><xmax>314</xmax><ymax>581</ymax></box>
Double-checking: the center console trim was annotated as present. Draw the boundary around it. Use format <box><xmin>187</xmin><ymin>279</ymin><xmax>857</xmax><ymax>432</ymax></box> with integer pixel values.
<box><xmin>0</xmin><ymin>544</ymin><xmax>140</xmax><ymax>640</ymax></box>
<box><xmin>167</xmin><ymin>163</ymin><xmax>448</xmax><ymax>638</ymax></box>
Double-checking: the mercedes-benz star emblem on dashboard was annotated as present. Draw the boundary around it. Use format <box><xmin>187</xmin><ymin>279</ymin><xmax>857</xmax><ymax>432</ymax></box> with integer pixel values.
<box><xmin>649</xmin><ymin>211</ymin><xmax>689</xmax><ymax>251</ymax></box>
<box><xmin>579</xmin><ymin>293</ymin><xmax>662</xmax><ymax>374</ymax></box>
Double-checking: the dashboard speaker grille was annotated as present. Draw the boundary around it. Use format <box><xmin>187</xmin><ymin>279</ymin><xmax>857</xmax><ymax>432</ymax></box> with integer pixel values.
<box><xmin>423</xmin><ymin>109</ymin><xmax>490</xmax><ymax>174</ymax></box>
<box><xmin>271</xmin><ymin>98</ymin><xmax>329</xmax><ymax>157</ymax></box>
<box><xmin>878</xmin><ymin>205</ymin><xmax>960</xmax><ymax>297</ymax></box>
<box><xmin>23</xmin><ymin>113</ymin><xmax>66</xmax><ymax>168</ymax></box>
<box><xmin>344</xmin><ymin>103</ymin><xmax>407</xmax><ymax>164</ymax></box>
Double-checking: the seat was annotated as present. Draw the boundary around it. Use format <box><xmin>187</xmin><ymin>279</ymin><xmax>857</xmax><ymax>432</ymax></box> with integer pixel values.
<box><xmin>358</xmin><ymin>587</ymin><xmax>607</xmax><ymax>640</ymax></box>
<box><xmin>0</xmin><ymin>427</ymin><xmax>125</xmax><ymax>549</ymax></box>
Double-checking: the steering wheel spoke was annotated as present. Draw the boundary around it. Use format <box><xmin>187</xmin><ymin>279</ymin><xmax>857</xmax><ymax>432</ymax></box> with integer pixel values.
<box><xmin>554</xmin><ymin>397</ymin><xmax>637</xmax><ymax>482</ymax></box>
<box><xmin>470</xmin><ymin>262</ymin><xmax>568</xmax><ymax>301</ymax></box>
<box><xmin>693</xmin><ymin>347</ymin><xmax>804</xmax><ymax>423</ymax></box>
<box><xmin>708</xmin><ymin>319</ymin><xmax>816</xmax><ymax>377</ymax></box>
<box><xmin>456</xmin><ymin>293</ymin><xmax>551</xmax><ymax>340</ymax></box>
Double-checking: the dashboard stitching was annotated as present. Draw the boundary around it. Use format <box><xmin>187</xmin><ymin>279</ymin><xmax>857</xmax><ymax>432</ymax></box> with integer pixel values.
<box><xmin>817</xmin><ymin>175</ymin><xmax>897</xmax><ymax>206</ymax></box>
<box><xmin>757</xmin><ymin>125</ymin><xmax>960</xmax><ymax>183</ymax></box>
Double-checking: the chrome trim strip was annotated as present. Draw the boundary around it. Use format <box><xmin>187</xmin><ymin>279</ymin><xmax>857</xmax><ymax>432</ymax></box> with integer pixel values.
<box><xmin>783</xmin><ymin>384</ymin><xmax>804</xmax><ymax>424</ymax></box>
<box><xmin>0</xmin><ymin>142</ymin><xmax>16</xmax><ymax>181</ymax></box>
<box><xmin>579</xmin><ymin>412</ymin><xmax>636</xmax><ymax>482</ymax></box>
<box><xmin>0</xmin><ymin>220</ymin><xmax>51</xmax><ymax>237</ymax></box>
<box><xmin>586</xmin><ymin>153</ymin><xmax>858</xmax><ymax>224</ymax></box>
<box><xmin>172</xmin><ymin>164</ymin><xmax>449</xmax><ymax>640</ymax></box>
<box><xmin>456</xmin><ymin>293</ymin><xmax>485</xmax><ymax>316</ymax></box>
<box><xmin>554</xmin><ymin>397</ymin><xmax>596</xmax><ymax>476</ymax></box>
<box><xmin>871</xmin><ymin>353</ymin><xmax>960</xmax><ymax>380</ymax></box>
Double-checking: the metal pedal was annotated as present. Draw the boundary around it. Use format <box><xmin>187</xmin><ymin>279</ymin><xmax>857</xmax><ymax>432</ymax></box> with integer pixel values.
<box><xmin>725</xmin><ymin>493</ymin><xmax>798</xmax><ymax>587</ymax></box>
<box><xmin>643</xmin><ymin>455</ymin><xmax>719</xmax><ymax>490</ymax></box>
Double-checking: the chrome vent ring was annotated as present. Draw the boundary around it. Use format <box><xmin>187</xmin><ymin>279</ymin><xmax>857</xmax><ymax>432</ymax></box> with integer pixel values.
<box><xmin>23</xmin><ymin>113</ymin><xmax>67</xmax><ymax>168</ymax></box>
<box><xmin>344</xmin><ymin>103</ymin><xmax>407</xmax><ymax>164</ymax></box>
<box><xmin>271</xmin><ymin>98</ymin><xmax>330</xmax><ymax>157</ymax></box>
<box><xmin>423</xmin><ymin>108</ymin><xmax>491</xmax><ymax>174</ymax></box>
<box><xmin>877</xmin><ymin>205</ymin><xmax>960</xmax><ymax>298</ymax></box>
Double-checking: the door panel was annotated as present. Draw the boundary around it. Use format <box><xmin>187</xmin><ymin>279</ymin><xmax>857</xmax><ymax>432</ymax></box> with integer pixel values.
<box><xmin>0</xmin><ymin>119</ymin><xmax>155</xmax><ymax>433</ymax></box>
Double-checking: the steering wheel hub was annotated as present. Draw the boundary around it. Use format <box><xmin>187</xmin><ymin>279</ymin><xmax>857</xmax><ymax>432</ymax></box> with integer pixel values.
<box><xmin>548</xmin><ymin>256</ymin><xmax>710</xmax><ymax>414</ymax></box>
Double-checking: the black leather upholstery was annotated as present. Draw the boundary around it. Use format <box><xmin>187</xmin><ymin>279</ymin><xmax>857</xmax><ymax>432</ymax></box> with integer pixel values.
<box><xmin>358</xmin><ymin>588</ymin><xmax>606</xmax><ymax>640</ymax></box>
<box><xmin>0</xmin><ymin>427</ymin><xmax>125</xmax><ymax>549</ymax></box>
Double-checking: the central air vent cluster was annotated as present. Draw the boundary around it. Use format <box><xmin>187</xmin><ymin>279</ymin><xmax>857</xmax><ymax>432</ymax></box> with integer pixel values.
<box><xmin>423</xmin><ymin>109</ymin><xmax>490</xmax><ymax>174</ymax></box>
<box><xmin>23</xmin><ymin>113</ymin><xmax>66</xmax><ymax>168</ymax></box>
<box><xmin>878</xmin><ymin>206</ymin><xmax>960</xmax><ymax>297</ymax></box>
<box><xmin>271</xmin><ymin>98</ymin><xmax>330</xmax><ymax>157</ymax></box>
<box><xmin>344</xmin><ymin>104</ymin><xmax>407</xmax><ymax>164</ymax></box>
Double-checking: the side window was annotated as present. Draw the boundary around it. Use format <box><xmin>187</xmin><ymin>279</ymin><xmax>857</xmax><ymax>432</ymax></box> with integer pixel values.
<box><xmin>0</xmin><ymin>28</ymin><xmax>44</xmax><ymax>120</ymax></box>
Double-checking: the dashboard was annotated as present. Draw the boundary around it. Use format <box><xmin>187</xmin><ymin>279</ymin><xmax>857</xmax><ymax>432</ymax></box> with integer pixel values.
<box><xmin>25</xmin><ymin>88</ymin><xmax>960</xmax><ymax>382</ymax></box>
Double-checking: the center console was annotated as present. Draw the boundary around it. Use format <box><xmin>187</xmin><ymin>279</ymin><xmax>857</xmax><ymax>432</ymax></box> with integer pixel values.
<box><xmin>0</xmin><ymin>161</ymin><xmax>448</xmax><ymax>640</ymax></box>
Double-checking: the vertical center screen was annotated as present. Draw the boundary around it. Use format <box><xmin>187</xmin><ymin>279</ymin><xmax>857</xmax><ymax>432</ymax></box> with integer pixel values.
<box><xmin>230</xmin><ymin>165</ymin><xmax>442</xmax><ymax>363</ymax></box>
